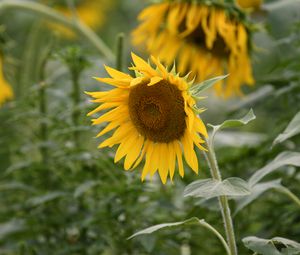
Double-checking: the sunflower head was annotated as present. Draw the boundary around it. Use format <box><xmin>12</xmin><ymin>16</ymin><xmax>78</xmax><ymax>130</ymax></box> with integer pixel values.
<box><xmin>87</xmin><ymin>53</ymin><xmax>208</xmax><ymax>184</ymax></box>
<box><xmin>0</xmin><ymin>56</ymin><xmax>13</xmax><ymax>106</ymax></box>
<box><xmin>132</xmin><ymin>0</ymin><xmax>255</xmax><ymax>97</ymax></box>
<box><xmin>46</xmin><ymin>0</ymin><xmax>114</xmax><ymax>38</ymax></box>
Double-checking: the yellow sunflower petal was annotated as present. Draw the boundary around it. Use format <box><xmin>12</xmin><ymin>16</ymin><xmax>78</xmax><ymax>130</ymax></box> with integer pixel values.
<box><xmin>124</xmin><ymin>135</ymin><xmax>144</xmax><ymax>170</ymax></box>
<box><xmin>182</xmin><ymin>132</ymin><xmax>198</xmax><ymax>173</ymax></box>
<box><xmin>95</xmin><ymin>77</ymin><xmax>131</xmax><ymax>88</ymax></box>
<box><xmin>148</xmin><ymin>76</ymin><xmax>163</xmax><ymax>86</ymax></box>
<box><xmin>168</xmin><ymin>142</ymin><xmax>176</xmax><ymax>181</ymax></box>
<box><xmin>131</xmin><ymin>52</ymin><xmax>158</xmax><ymax>77</ymax></box>
<box><xmin>157</xmin><ymin>143</ymin><xmax>169</xmax><ymax>184</ymax></box>
<box><xmin>174</xmin><ymin>141</ymin><xmax>184</xmax><ymax>177</ymax></box>
<box><xmin>104</xmin><ymin>65</ymin><xmax>133</xmax><ymax>80</ymax></box>
<box><xmin>141</xmin><ymin>142</ymin><xmax>155</xmax><ymax>181</ymax></box>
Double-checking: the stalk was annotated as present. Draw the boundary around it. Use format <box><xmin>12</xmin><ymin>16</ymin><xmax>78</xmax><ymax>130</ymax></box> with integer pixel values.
<box><xmin>38</xmin><ymin>53</ymin><xmax>49</xmax><ymax>164</ymax></box>
<box><xmin>276</xmin><ymin>186</ymin><xmax>300</xmax><ymax>209</ymax></box>
<box><xmin>204</xmin><ymin>137</ymin><xmax>238</xmax><ymax>255</ymax></box>
<box><xmin>0</xmin><ymin>0</ymin><xmax>114</xmax><ymax>62</ymax></box>
<box><xmin>115</xmin><ymin>33</ymin><xmax>125</xmax><ymax>71</ymax></box>
<box><xmin>71</xmin><ymin>70</ymin><xmax>80</xmax><ymax>147</ymax></box>
<box><xmin>39</xmin><ymin>81</ymin><xmax>48</xmax><ymax>164</ymax></box>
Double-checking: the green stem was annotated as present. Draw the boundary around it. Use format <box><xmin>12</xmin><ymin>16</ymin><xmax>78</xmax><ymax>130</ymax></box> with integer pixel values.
<box><xmin>71</xmin><ymin>70</ymin><xmax>80</xmax><ymax>146</ymax></box>
<box><xmin>115</xmin><ymin>33</ymin><xmax>125</xmax><ymax>71</ymax></box>
<box><xmin>39</xmin><ymin>81</ymin><xmax>48</xmax><ymax>163</ymax></box>
<box><xmin>276</xmin><ymin>186</ymin><xmax>300</xmax><ymax>209</ymax></box>
<box><xmin>38</xmin><ymin>52</ymin><xmax>50</xmax><ymax>164</ymax></box>
<box><xmin>198</xmin><ymin>220</ymin><xmax>231</xmax><ymax>255</ymax></box>
<box><xmin>0</xmin><ymin>0</ymin><xmax>114</xmax><ymax>62</ymax></box>
<box><xmin>204</xmin><ymin>137</ymin><xmax>238</xmax><ymax>255</ymax></box>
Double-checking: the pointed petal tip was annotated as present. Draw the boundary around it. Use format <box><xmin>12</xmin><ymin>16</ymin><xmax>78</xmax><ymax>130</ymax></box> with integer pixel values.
<box><xmin>84</xmin><ymin>91</ymin><xmax>94</xmax><ymax>96</ymax></box>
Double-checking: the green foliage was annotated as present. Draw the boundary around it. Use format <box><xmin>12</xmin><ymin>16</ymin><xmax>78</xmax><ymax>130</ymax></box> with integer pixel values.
<box><xmin>0</xmin><ymin>0</ymin><xmax>300</xmax><ymax>254</ymax></box>
<box><xmin>273</xmin><ymin>111</ymin><xmax>300</xmax><ymax>146</ymax></box>
<box><xmin>184</xmin><ymin>177</ymin><xmax>250</xmax><ymax>199</ymax></box>
<box><xmin>243</xmin><ymin>236</ymin><xmax>300</xmax><ymax>255</ymax></box>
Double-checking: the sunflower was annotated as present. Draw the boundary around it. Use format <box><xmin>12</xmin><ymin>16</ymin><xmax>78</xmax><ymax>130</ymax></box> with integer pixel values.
<box><xmin>46</xmin><ymin>0</ymin><xmax>114</xmax><ymax>37</ymax></box>
<box><xmin>132</xmin><ymin>0</ymin><xmax>254</xmax><ymax>97</ymax></box>
<box><xmin>237</xmin><ymin>0</ymin><xmax>262</xmax><ymax>10</ymax></box>
<box><xmin>0</xmin><ymin>56</ymin><xmax>13</xmax><ymax>106</ymax></box>
<box><xmin>86</xmin><ymin>53</ymin><xmax>208</xmax><ymax>184</ymax></box>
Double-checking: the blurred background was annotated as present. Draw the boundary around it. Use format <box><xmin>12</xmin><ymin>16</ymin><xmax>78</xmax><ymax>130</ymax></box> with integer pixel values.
<box><xmin>0</xmin><ymin>0</ymin><xmax>300</xmax><ymax>254</ymax></box>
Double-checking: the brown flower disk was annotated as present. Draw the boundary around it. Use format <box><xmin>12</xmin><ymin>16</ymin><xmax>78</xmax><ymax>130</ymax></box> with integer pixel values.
<box><xmin>128</xmin><ymin>80</ymin><xmax>186</xmax><ymax>143</ymax></box>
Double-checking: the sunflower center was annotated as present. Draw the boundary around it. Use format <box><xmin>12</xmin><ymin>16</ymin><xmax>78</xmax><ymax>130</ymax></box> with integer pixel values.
<box><xmin>186</xmin><ymin>29</ymin><xmax>229</xmax><ymax>58</ymax></box>
<box><xmin>128</xmin><ymin>80</ymin><xmax>186</xmax><ymax>143</ymax></box>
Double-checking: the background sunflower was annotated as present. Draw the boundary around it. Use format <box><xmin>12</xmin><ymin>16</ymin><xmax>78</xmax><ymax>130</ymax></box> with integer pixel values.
<box><xmin>132</xmin><ymin>0</ymin><xmax>254</xmax><ymax>97</ymax></box>
<box><xmin>45</xmin><ymin>0</ymin><xmax>115</xmax><ymax>37</ymax></box>
<box><xmin>0</xmin><ymin>56</ymin><xmax>13</xmax><ymax>106</ymax></box>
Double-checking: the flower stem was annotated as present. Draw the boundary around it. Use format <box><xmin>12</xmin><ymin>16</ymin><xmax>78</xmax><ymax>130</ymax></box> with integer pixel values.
<box><xmin>204</xmin><ymin>137</ymin><xmax>238</xmax><ymax>255</ymax></box>
<box><xmin>0</xmin><ymin>0</ymin><xmax>115</xmax><ymax>62</ymax></box>
<box><xmin>38</xmin><ymin>51</ymin><xmax>50</xmax><ymax>164</ymax></box>
<box><xmin>71</xmin><ymin>69</ymin><xmax>80</xmax><ymax>147</ymax></box>
<box><xmin>276</xmin><ymin>186</ymin><xmax>300</xmax><ymax>209</ymax></box>
<box><xmin>39</xmin><ymin>81</ymin><xmax>48</xmax><ymax>164</ymax></box>
<box><xmin>115</xmin><ymin>33</ymin><xmax>125</xmax><ymax>71</ymax></box>
<box><xmin>198</xmin><ymin>220</ymin><xmax>231</xmax><ymax>255</ymax></box>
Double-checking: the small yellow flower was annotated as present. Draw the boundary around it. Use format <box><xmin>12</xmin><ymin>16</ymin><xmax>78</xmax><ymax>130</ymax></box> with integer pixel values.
<box><xmin>47</xmin><ymin>0</ymin><xmax>114</xmax><ymax>37</ymax></box>
<box><xmin>132</xmin><ymin>1</ymin><xmax>254</xmax><ymax>97</ymax></box>
<box><xmin>87</xmin><ymin>53</ymin><xmax>208</xmax><ymax>184</ymax></box>
<box><xmin>0</xmin><ymin>57</ymin><xmax>13</xmax><ymax>106</ymax></box>
<box><xmin>237</xmin><ymin>0</ymin><xmax>262</xmax><ymax>10</ymax></box>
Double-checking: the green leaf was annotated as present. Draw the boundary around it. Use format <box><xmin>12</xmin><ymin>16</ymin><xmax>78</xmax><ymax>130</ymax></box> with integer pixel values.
<box><xmin>273</xmin><ymin>111</ymin><xmax>300</xmax><ymax>146</ymax></box>
<box><xmin>74</xmin><ymin>180</ymin><xmax>100</xmax><ymax>198</ymax></box>
<box><xmin>5</xmin><ymin>161</ymin><xmax>34</xmax><ymax>175</ymax></box>
<box><xmin>184</xmin><ymin>177</ymin><xmax>250</xmax><ymax>199</ymax></box>
<box><xmin>235</xmin><ymin>179</ymin><xmax>282</xmax><ymax>214</ymax></box>
<box><xmin>249</xmin><ymin>151</ymin><xmax>300</xmax><ymax>186</ymax></box>
<box><xmin>27</xmin><ymin>191</ymin><xmax>67</xmax><ymax>207</ymax></box>
<box><xmin>129</xmin><ymin>217</ymin><xmax>231</xmax><ymax>254</ymax></box>
<box><xmin>128</xmin><ymin>218</ymin><xmax>199</xmax><ymax>240</ymax></box>
<box><xmin>208</xmin><ymin>109</ymin><xmax>256</xmax><ymax>141</ymax></box>
<box><xmin>265</xmin><ymin>0</ymin><xmax>300</xmax><ymax>38</ymax></box>
<box><xmin>190</xmin><ymin>74</ymin><xmax>229</xmax><ymax>96</ymax></box>
<box><xmin>243</xmin><ymin>236</ymin><xmax>300</xmax><ymax>255</ymax></box>
<box><xmin>0</xmin><ymin>182</ymin><xmax>36</xmax><ymax>193</ymax></box>
<box><xmin>0</xmin><ymin>219</ymin><xmax>25</xmax><ymax>240</ymax></box>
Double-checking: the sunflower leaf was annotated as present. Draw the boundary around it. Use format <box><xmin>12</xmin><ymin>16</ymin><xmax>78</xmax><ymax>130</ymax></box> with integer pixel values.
<box><xmin>273</xmin><ymin>111</ymin><xmax>300</xmax><ymax>146</ymax></box>
<box><xmin>26</xmin><ymin>191</ymin><xmax>67</xmax><ymax>207</ymax></box>
<box><xmin>249</xmin><ymin>151</ymin><xmax>300</xmax><ymax>186</ymax></box>
<box><xmin>234</xmin><ymin>179</ymin><xmax>282</xmax><ymax>215</ymax></box>
<box><xmin>190</xmin><ymin>74</ymin><xmax>229</xmax><ymax>96</ymax></box>
<box><xmin>243</xmin><ymin>236</ymin><xmax>300</xmax><ymax>255</ymax></box>
<box><xmin>0</xmin><ymin>219</ymin><xmax>25</xmax><ymax>240</ymax></box>
<box><xmin>74</xmin><ymin>180</ymin><xmax>100</xmax><ymax>198</ymax></box>
<box><xmin>208</xmin><ymin>109</ymin><xmax>256</xmax><ymax>142</ymax></box>
<box><xmin>0</xmin><ymin>181</ymin><xmax>36</xmax><ymax>193</ymax></box>
<box><xmin>128</xmin><ymin>217</ymin><xmax>200</xmax><ymax>239</ymax></box>
<box><xmin>183</xmin><ymin>177</ymin><xmax>250</xmax><ymax>199</ymax></box>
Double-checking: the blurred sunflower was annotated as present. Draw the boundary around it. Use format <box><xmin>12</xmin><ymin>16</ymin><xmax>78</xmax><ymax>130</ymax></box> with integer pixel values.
<box><xmin>132</xmin><ymin>0</ymin><xmax>254</xmax><ymax>97</ymax></box>
<box><xmin>0</xmin><ymin>56</ymin><xmax>13</xmax><ymax>106</ymax></box>
<box><xmin>46</xmin><ymin>0</ymin><xmax>114</xmax><ymax>37</ymax></box>
<box><xmin>87</xmin><ymin>53</ymin><xmax>208</xmax><ymax>184</ymax></box>
<box><xmin>237</xmin><ymin>0</ymin><xmax>262</xmax><ymax>10</ymax></box>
